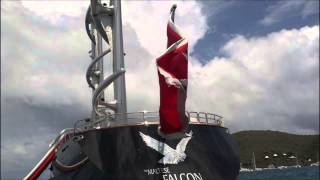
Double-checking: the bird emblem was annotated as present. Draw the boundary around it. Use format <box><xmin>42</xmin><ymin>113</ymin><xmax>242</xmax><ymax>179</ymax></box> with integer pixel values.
<box><xmin>139</xmin><ymin>131</ymin><xmax>193</xmax><ymax>165</ymax></box>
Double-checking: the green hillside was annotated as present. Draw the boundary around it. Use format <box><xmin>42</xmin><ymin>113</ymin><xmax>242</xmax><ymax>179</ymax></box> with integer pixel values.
<box><xmin>232</xmin><ymin>130</ymin><xmax>319</xmax><ymax>168</ymax></box>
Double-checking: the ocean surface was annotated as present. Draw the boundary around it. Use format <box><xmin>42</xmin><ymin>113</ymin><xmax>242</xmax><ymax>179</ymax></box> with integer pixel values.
<box><xmin>237</xmin><ymin>166</ymin><xmax>319</xmax><ymax>180</ymax></box>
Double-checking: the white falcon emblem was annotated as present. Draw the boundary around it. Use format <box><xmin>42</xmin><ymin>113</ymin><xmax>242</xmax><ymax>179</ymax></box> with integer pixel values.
<box><xmin>139</xmin><ymin>131</ymin><xmax>193</xmax><ymax>165</ymax></box>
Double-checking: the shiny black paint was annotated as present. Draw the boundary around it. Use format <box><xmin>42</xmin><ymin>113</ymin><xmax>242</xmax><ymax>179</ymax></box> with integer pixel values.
<box><xmin>51</xmin><ymin>124</ymin><xmax>240</xmax><ymax>180</ymax></box>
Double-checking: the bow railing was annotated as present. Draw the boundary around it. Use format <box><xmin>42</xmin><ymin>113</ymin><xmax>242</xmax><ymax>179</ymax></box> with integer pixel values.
<box><xmin>74</xmin><ymin>111</ymin><xmax>224</xmax><ymax>133</ymax></box>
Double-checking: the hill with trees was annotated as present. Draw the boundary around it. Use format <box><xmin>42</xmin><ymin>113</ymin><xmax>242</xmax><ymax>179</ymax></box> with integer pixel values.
<box><xmin>232</xmin><ymin>130</ymin><xmax>319</xmax><ymax>168</ymax></box>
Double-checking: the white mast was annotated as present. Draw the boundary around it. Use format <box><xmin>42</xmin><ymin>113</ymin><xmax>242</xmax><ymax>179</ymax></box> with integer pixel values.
<box><xmin>252</xmin><ymin>152</ymin><xmax>256</xmax><ymax>170</ymax></box>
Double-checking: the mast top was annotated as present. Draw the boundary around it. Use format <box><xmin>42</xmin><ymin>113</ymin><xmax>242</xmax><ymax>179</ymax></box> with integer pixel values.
<box><xmin>86</xmin><ymin>0</ymin><xmax>127</xmax><ymax>121</ymax></box>
<box><xmin>170</xmin><ymin>4</ymin><xmax>177</xmax><ymax>22</ymax></box>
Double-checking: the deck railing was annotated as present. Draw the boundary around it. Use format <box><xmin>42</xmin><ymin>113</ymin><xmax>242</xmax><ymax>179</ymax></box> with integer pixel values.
<box><xmin>74</xmin><ymin>111</ymin><xmax>223</xmax><ymax>133</ymax></box>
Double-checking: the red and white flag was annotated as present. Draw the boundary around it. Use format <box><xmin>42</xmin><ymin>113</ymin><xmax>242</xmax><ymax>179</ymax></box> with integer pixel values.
<box><xmin>157</xmin><ymin>5</ymin><xmax>189</xmax><ymax>137</ymax></box>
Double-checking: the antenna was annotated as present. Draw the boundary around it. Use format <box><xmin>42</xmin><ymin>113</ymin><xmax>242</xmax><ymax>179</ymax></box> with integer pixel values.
<box><xmin>85</xmin><ymin>0</ymin><xmax>127</xmax><ymax>122</ymax></box>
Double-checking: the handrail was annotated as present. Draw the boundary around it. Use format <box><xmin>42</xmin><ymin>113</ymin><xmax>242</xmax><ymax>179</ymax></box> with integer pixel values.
<box><xmin>25</xmin><ymin>111</ymin><xmax>224</xmax><ymax>179</ymax></box>
<box><xmin>24</xmin><ymin>128</ymin><xmax>75</xmax><ymax>180</ymax></box>
<box><xmin>74</xmin><ymin>111</ymin><xmax>224</xmax><ymax>133</ymax></box>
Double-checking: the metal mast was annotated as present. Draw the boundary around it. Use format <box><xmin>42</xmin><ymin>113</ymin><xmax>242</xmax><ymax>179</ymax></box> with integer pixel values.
<box><xmin>85</xmin><ymin>0</ymin><xmax>127</xmax><ymax>122</ymax></box>
<box><xmin>112</xmin><ymin>0</ymin><xmax>127</xmax><ymax>115</ymax></box>
<box><xmin>252</xmin><ymin>152</ymin><xmax>256</xmax><ymax>170</ymax></box>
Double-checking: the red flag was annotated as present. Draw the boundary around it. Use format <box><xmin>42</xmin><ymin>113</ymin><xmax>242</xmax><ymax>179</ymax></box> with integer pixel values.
<box><xmin>157</xmin><ymin>5</ymin><xmax>189</xmax><ymax>137</ymax></box>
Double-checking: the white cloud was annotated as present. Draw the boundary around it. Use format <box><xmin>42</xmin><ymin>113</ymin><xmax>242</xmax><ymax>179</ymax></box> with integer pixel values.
<box><xmin>122</xmin><ymin>1</ymin><xmax>208</xmax><ymax>56</ymax></box>
<box><xmin>2</xmin><ymin>1</ymin><xmax>92</xmax><ymax>107</ymax></box>
<box><xmin>21</xmin><ymin>0</ymin><xmax>88</xmax><ymax>25</ymax></box>
<box><xmin>189</xmin><ymin>26</ymin><xmax>319</xmax><ymax>133</ymax></box>
<box><xmin>260</xmin><ymin>1</ymin><xmax>319</xmax><ymax>26</ymax></box>
<box><xmin>19</xmin><ymin>0</ymin><xmax>207</xmax><ymax>55</ymax></box>
<box><xmin>2</xmin><ymin>0</ymin><xmax>318</xmax><ymax>135</ymax></box>
<box><xmin>1</xmin><ymin>130</ymin><xmax>57</xmax><ymax>179</ymax></box>
<box><xmin>2</xmin><ymin>0</ymin><xmax>208</xmax><ymax>109</ymax></box>
<box><xmin>122</xmin><ymin>24</ymin><xmax>319</xmax><ymax>134</ymax></box>
<box><xmin>13</xmin><ymin>144</ymin><xmax>28</xmax><ymax>155</ymax></box>
<box><xmin>1</xmin><ymin>2</ymin><xmax>208</xmax><ymax>178</ymax></box>
<box><xmin>2</xmin><ymin>0</ymin><xmax>319</xmax><ymax>133</ymax></box>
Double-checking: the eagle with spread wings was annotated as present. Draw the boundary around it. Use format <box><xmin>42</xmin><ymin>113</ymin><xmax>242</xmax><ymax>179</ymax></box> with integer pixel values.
<box><xmin>139</xmin><ymin>131</ymin><xmax>193</xmax><ymax>165</ymax></box>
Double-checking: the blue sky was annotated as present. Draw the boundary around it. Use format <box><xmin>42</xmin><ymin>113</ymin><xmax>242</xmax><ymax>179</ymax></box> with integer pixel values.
<box><xmin>193</xmin><ymin>0</ymin><xmax>319</xmax><ymax>63</ymax></box>
<box><xmin>1</xmin><ymin>0</ymin><xmax>319</xmax><ymax>179</ymax></box>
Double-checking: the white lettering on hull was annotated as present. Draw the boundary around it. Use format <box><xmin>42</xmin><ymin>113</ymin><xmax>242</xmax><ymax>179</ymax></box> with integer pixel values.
<box><xmin>144</xmin><ymin>167</ymin><xmax>202</xmax><ymax>180</ymax></box>
<box><xmin>163</xmin><ymin>173</ymin><xmax>203</xmax><ymax>180</ymax></box>
<box><xmin>143</xmin><ymin>167</ymin><xmax>170</xmax><ymax>175</ymax></box>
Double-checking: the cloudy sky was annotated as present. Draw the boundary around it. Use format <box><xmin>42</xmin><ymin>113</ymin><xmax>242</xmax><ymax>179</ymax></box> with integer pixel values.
<box><xmin>1</xmin><ymin>0</ymin><xmax>319</xmax><ymax>179</ymax></box>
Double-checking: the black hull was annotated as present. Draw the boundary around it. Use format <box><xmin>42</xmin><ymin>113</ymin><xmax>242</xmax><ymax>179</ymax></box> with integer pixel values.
<box><xmin>51</xmin><ymin>124</ymin><xmax>240</xmax><ymax>180</ymax></box>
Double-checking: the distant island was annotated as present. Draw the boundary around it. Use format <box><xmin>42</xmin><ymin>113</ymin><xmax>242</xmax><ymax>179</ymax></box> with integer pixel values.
<box><xmin>232</xmin><ymin>130</ymin><xmax>319</xmax><ymax>168</ymax></box>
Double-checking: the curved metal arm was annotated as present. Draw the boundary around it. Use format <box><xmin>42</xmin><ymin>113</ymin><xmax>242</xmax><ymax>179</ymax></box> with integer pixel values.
<box><xmin>85</xmin><ymin>6</ymin><xmax>96</xmax><ymax>45</ymax></box>
<box><xmin>53</xmin><ymin>156</ymin><xmax>89</xmax><ymax>172</ymax></box>
<box><xmin>92</xmin><ymin>69</ymin><xmax>125</xmax><ymax>115</ymax></box>
<box><xmin>49</xmin><ymin>128</ymin><xmax>74</xmax><ymax>148</ymax></box>
<box><xmin>90</xmin><ymin>0</ymin><xmax>113</xmax><ymax>44</ymax></box>
<box><xmin>86</xmin><ymin>48</ymin><xmax>111</xmax><ymax>89</ymax></box>
<box><xmin>170</xmin><ymin>4</ymin><xmax>177</xmax><ymax>22</ymax></box>
<box><xmin>87</xmin><ymin>0</ymin><xmax>126</xmax><ymax>118</ymax></box>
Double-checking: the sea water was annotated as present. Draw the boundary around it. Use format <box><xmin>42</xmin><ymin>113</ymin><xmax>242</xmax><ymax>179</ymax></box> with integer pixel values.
<box><xmin>237</xmin><ymin>166</ymin><xmax>319</xmax><ymax>180</ymax></box>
